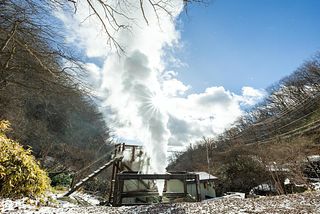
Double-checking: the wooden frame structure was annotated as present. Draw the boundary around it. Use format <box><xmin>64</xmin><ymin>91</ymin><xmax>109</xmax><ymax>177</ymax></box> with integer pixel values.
<box><xmin>107</xmin><ymin>143</ymin><xmax>145</xmax><ymax>204</ymax></box>
<box><xmin>64</xmin><ymin>143</ymin><xmax>203</xmax><ymax>206</ymax></box>
<box><xmin>112</xmin><ymin>172</ymin><xmax>201</xmax><ymax>206</ymax></box>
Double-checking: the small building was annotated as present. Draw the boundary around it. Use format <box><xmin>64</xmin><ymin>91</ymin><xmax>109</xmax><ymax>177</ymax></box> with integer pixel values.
<box><xmin>187</xmin><ymin>172</ymin><xmax>217</xmax><ymax>200</ymax></box>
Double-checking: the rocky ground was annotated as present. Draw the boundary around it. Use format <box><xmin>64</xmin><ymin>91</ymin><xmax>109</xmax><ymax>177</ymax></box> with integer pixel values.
<box><xmin>1</xmin><ymin>191</ymin><xmax>320</xmax><ymax>214</ymax></box>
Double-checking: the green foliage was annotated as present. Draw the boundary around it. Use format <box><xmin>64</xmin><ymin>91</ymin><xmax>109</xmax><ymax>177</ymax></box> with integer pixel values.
<box><xmin>50</xmin><ymin>173</ymin><xmax>72</xmax><ymax>187</ymax></box>
<box><xmin>0</xmin><ymin>120</ymin><xmax>50</xmax><ymax>198</ymax></box>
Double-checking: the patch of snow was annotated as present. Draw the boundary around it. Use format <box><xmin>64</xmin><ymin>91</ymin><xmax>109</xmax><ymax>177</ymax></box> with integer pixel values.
<box><xmin>311</xmin><ymin>182</ymin><xmax>320</xmax><ymax>190</ymax></box>
<box><xmin>1</xmin><ymin>190</ymin><xmax>320</xmax><ymax>213</ymax></box>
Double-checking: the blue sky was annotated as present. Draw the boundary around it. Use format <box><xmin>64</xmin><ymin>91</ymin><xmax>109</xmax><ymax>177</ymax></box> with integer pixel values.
<box><xmin>176</xmin><ymin>0</ymin><xmax>320</xmax><ymax>94</ymax></box>
<box><xmin>57</xmin><ymin>0</ymin><xmax>320</xmax><ymax>151</ymax></box>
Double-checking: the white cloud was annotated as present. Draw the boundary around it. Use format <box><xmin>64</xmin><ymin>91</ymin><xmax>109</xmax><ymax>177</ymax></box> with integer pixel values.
<box><xmin>242</xmin><ymin>86</ymin><xmax>264</xmax><ymax>97</ymax></box>
<box><xmin>164</xmin><ymin>86</ymin><xmax>244</xmax><ymax>148</ymax></box>
<box><xmin>162</xmin><ymin>78</ymin><xmax>190</xmax><ymax>97</ymax></box>
<box><xmin>240</xmin><ymin>86</ymin><xmax>266</xmax><ymax>105</ymax></box>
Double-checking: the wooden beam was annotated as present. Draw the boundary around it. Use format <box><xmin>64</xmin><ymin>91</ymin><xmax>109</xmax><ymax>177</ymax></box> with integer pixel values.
<box><xmin>63</xmin><ymin>155</ymin><xmax>123</xmax><ymax>197</ymax></box>
<box><xmin>117</xmin><ymin>173</ymin><xmax>197</xmax><ymax>180</ymax></box>
<box><xmin>124</xmin><ymin>144</ymin><xmax>142</xmax><ymax>148</ymax></box>
<box><xmin>121</xmin><ymin>191</ymin><xmax>187</xmax><ymax>198</ymax></box>
<box><xmin>122</xmin><ymin>163</ymin><xmax>133</xmax><ymax>172</ymax></box>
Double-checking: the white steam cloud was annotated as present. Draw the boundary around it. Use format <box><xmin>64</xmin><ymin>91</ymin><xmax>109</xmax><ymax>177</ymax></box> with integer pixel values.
<box><xmin>55</xmin><ymin>0</ymin><xmax>265</xmax><ymax>195</ymax></box>
<box><xmin>56</xmin><ymin>0</ymin><xmax>184</xmax><ymax>195</ymax></box>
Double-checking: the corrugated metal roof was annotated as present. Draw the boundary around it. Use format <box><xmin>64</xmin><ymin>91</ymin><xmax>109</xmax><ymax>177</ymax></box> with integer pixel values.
<box><xmin>193</xmin><ymin>172</ymin><xmax>218</xmax><ymax>181</ymax></box>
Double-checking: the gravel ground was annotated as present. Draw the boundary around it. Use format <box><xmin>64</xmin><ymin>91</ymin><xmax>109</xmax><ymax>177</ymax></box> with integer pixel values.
<box><xmin>1</xmin><ymin>191</ymin><xmax>320</xmax><ymax>214</ymax></box>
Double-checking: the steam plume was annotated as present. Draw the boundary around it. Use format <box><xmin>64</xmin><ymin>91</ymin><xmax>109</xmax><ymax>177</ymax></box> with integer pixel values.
<box><xmin>56</xmin><ymin>0</ymin><xmax>265</xmax><ymax>195</ymax></box>
<box><xmin>56</xmin><ymin>0</ymin><xmax>184</xmax><ymax>195</ymax></box>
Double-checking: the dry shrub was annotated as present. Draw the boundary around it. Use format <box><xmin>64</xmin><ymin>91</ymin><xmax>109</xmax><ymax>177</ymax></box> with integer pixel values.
<box><xmin>256</xmin><ymin>137</ymin><xmax>317</xmax><ymax>194</ymax></box>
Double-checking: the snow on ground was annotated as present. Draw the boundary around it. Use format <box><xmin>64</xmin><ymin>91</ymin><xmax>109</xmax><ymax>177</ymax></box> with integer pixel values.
<box><xmin>1</xmin><ymin>191</ymin><xmax>320</xmax><ymax>214</ymax></box>
<box><xmin>312</xmin><ymin>182</ymin><xmax>320</xmax><ymax>190</ymax></box>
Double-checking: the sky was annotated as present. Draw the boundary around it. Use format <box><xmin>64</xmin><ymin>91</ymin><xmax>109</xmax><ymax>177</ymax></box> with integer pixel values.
<box><xmin>55</xmin><ymin>0</ymin><xmax>320</xmax><ymax>160</ymax></box>
<box><xmin>175</xmin><ymin>0</ymin><xmax>320</xmax><ymax>94</ymax></box>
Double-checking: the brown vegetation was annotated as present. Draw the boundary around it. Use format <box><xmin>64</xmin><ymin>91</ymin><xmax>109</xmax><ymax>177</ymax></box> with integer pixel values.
<box><xmin>169</xmin><ymin>53</ymin><xmax>320</xmax><ymax>195</ymax></box>
<box><xmin>0</xmin><ymin>0</ymin><xmax>113</xmax><ymax>181</ymax></box>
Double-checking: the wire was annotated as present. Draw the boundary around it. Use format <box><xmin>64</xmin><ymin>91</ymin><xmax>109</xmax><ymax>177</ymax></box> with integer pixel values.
<box><xmin>228</xmin><ymin>93</ymin><xmax>320</xmax><ymax>142</ymax></box>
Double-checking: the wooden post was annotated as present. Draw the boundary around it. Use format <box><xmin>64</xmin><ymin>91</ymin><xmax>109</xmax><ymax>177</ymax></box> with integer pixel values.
<box><xmin>108</xmin><ymin>145</ymin><xmax>119</xmax><ymax>204</ymax></box>
<box><xmin>119</xmin><ymin>179</ymin><xmax>124</xmax><ymax>205</ymax></box>
<box><xmin>70</xmin><ymin>173</ymin><xmax>76</xmax><ymax>188</ymax></box>
<box><xmin>183</xmin><ymin>174</ymin><xmax>187</xmax><ymax>197</ymax></box>
<box><xmin>112</xmin><ymin>175</ymin><xmax>119</xmax><ymax>206</ymax></box>
<box><xmin>131</xmin><ymin>146</ymin><xmax>136</xmax><ymax>162</ymax></box>
<box><xmin>113</xmin><ymin>175</ymin><xmax>124</xmax><ymax>206</ymax></box>
<box><xmin>195</xmin><ymin>174</ymin><xmax>200</xmax><ymax>201</ymax></box>
<box><xmin>116</xmin><ymin>159</ymin><xmax>121</xmax><ymax>173</ymax></box>
<box><xmin>108</xmin><ymin>162</ymin><xmax>117</xmax><ymax>204</ymax></box>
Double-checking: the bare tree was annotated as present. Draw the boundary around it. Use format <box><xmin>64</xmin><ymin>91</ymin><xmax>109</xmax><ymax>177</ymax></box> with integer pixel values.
<box><xmin>51</xmin><ymin>0</ymin><xmax>206</xmax><ymax>53</ymax></box>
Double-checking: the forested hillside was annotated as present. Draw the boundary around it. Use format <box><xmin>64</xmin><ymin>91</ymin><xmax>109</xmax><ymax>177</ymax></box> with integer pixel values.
<box><xmin>1</xmin><ymin>0</ymin><xmax>319</xmax><ymax>203</ymax></box>
<box><xmin>0</xmin><ymin>0</ymin><xmax>113</xmax><ymax>178</ymax></box>
<box><xmin>169</xmin><ymin>53</ymin><xmax>320</xmax><ymax>196</ymax></box>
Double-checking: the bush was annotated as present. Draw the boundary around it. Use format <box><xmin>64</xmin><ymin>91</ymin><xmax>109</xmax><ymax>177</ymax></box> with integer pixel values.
<box><xmin>0</xmin><ymin>120</ymin><xmax>50</xmax><ymax>198</ymax></box>
<box><xmin>214</xmin><ymin>147</ymin><xmax>270</xmax><ymax>195</ymax></box>
<box><xmin>51</xmin><ymin>173</ymin><xmax>72</xmax><ymax>187</ymax></box>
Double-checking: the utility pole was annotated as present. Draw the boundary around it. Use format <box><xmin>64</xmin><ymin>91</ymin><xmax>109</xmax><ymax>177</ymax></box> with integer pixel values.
<box><xmin>205</xmin><ymin>138</ymin><xmax>210</xmax><ymax>180</ymax></box>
